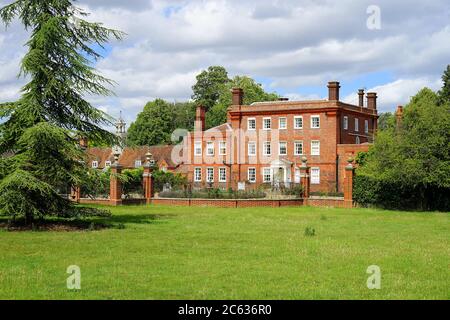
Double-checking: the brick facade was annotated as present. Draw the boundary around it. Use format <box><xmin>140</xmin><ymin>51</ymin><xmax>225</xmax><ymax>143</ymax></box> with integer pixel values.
<box><xmin>180</xmin><ymin>81</ymin><xmax>378</xmax><ymax>193</ymax></box>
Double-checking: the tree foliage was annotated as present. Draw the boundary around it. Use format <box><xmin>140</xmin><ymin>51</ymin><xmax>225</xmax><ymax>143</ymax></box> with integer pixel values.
<box><xmin>376</xmin><ymin>112</ymin><xmax>395</xmax><ymax>131</ymax></box>
<box><xmin>438</xmin><ymin>64</ymin><xmax>450</xmax><ymax>105</ymax></box>
<box><xmin>127</xmin><ymin>99</ymin><xmax>172</xmax><ymax>146</ymax></box>
<box><xmin>128</xmin><ymin>67</ymin><xmax>279</xmax><ymax>144</ymax></box>
<box><xmin>206</xmin><ymin>75</ymin><xmax>279</xmax><ymax>128</ymax></box>
<box><xmin>354</xmin><ymin>86</ymin><xmax>450</xmax><ymax>210</ymax></box>
<box><xmin>191</xmin><ymin>66</ymin><xmax>230</xmax><ymax>111</ymax></box>
<box><xmin>0</xmin><ymin>0</ymin><xmax>123</xmax><ymax>222</ymax></box>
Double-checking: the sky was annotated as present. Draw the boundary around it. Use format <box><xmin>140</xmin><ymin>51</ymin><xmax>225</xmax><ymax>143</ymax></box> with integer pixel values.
<box><xmin>0</xmin><ymin>0</ymin><xmax>449</xmax><ymax>127</ymax></box>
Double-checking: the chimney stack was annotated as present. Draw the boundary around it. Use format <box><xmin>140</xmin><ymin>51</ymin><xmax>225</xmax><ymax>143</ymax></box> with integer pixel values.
<box><xmin>195</xmin><ymin>105</ymin><xmax>206</xmax><ymax>132</ymax></box>
<box><xmin>231</xmin><ymin>87</ymin><xmax>244</xmax><ymax>105</ymax></box>
<box><xmin>367</xmin><ymin>92</ymin><xmax>377</xmax><ymax>110</ymax></box>
<box><xmin>395</xmin><ymin>105</ymin><xmax>403</xmax><ymax>128</ymax></box>
<box><xmin>327</xmin><ymin>81</ymin><xmax>340</xmax><ymax>101</ymax></box>
<box><xmin>79</xmin><ymin>136</ymin><xmax>88</xmax><ymax>149</ymax></box>
<box><xmin>358</xmin><ymin>89</ymin><xmax>365</xmax><ymax>107</ymax></box>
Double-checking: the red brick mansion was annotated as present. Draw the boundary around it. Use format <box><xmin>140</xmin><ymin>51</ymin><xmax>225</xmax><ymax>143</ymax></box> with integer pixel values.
<box><xmin>179</xmin><ymin>81</ymin><xmax>377</xmax><ymax>193</ymax></box>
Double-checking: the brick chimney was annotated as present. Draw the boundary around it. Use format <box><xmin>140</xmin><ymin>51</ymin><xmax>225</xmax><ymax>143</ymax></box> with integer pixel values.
<box><xmin>367</xmin><ymin>92</ymin><xmax>377</xmax><ymax>110</ymax></box>
<box><xmin>79</xmin><ymin>136</ymin><xmax>88</xmax><ymax>149</ymax></box>
<box><xmin>195</xmin><ymin>105</ymin><xmax>206</xmax><ymax>132</ymax></box>
<box><xmin>395</xmin><ymin>105</ymin><xmax>403</xmax><ymax>128</ymax></box>
<box><xmin>231</xmin><ymin>88</ymin><xmax>243</xmax><ymax>105</ymax></box>
<box><xmin>358</xmin><ymin>89</ymin><xmax>365</xmax><ymax>107</ymax></box>
<box><xmin>327</xmin><ymin>81</ymin><xmax>340</xmax><ymax>101</ymax></box>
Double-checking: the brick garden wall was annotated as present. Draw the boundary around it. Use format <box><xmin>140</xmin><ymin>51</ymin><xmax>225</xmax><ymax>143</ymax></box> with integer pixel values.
<box><xmin>305</xmin><ymin>198</ymin><xmax>351</xmax><ymax>208</ymax></box>
<box><xmin>152</xmin><ymin>198</ymin><xmax>304</xmax><ymax>208</ymax></box>
<box><xmin>78</xmin><ymin>197</ymin><xmax>354</xmax><ymax>208</ymax></box>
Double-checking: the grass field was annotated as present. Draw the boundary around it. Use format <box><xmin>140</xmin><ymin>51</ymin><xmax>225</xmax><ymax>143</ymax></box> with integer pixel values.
<box><xmin>0</xmin><ymin>205</ymin><xmax>448</xmax><ymax>299</ymax></box>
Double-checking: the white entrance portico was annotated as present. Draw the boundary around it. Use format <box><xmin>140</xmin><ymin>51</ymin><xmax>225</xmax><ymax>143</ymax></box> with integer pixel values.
<box><xmin>270</xmin><ymin>159</ymin><xmax>292</xmax><ymax>188</ymax></box>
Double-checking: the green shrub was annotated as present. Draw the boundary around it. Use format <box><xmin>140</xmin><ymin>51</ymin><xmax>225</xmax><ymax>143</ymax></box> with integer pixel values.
<box><xmin>304</xmin><ymin>226</ymin><xmax>316</xmax><ymax>237</ymax></box>
<box><xmin>281</xmin><ymin>183</ymin><xmax>304</xmax><ymax>196</ymax></box>
<box><xmin>152</xmin><ymin>169</ymin><xmax>188</xmax><ymax>192</ymax></box>
<box><xmin>122</xmin><ymin>167</ymin><xmax>144</xmax><ymax>197</ymax></box>
<box><xmin>353</xmin><ymin>174</ymin><xmax>450</xmax><ymax>211</ymax></box>
<box><xmin>158</xmin><ymin>188</ymin><xmax>266</xmax><ymax>199</ymax></box>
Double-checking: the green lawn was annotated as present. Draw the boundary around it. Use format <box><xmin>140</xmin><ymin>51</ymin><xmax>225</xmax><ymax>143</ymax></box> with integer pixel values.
<box><xmin>0</xmin><ymin>205</ymin><xmax>448</xmax><ymax>299</ymax></box>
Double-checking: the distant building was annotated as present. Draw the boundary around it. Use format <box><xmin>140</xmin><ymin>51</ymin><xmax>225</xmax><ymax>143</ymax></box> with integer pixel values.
<box><xmin>86</xmin><ymin>113</ymin><xmax>179</xmax><ymax>172</ymax></box>
<box><xmin>87</xmin><ymin>145</ymin><xmax>178</xmax><ymax>172</ymax></box>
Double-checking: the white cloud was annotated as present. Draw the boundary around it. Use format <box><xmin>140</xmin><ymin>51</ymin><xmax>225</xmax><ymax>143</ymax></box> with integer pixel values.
<box><xmin>0</xmin><ymin>0</ymin><xmax>449</xmax><ymax>123</ymax></box>
<box><xmin>343</xmin><ymin>78</ymin><xmax>442</xmax><ymax>112</ymax></box>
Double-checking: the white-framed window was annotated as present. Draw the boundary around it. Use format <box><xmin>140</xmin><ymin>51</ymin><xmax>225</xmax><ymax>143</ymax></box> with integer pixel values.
<box><xmin>247</xmin><ymin>118</ymin><xmax>256</xmax><ymax>130</ymax></box>
<box><xmin>263</xmin><ymin>141</ymin><xmax>271</xmax><ymax>156</ymax></box>
<box><xmin>356</xmin><ymin>136</ymin><xmax>360</xmax><ymax>144</ymax></box>
<box><xmin>219</xmin><ymin>141</ymin><xmax>226</xmax><ymax>155</ymax></box>
<box><xmin>343</xmin><ymin>116</ymin><xmax>348</xmax><ymax>130</ymax></box>
<box><xmin>134</xmin><ymin>160</ymin><xmax>142</xmax><ymax>168</ymax></box>
<box><xmin>263</xmin><ymin>117</ymin><xmax>271</xmax><ymax>130</ymax></box>
<box><xmin>194</xmin><ymin>167</ymin><xmax>202</xmax><ymax>182</ymax></box>
<box><xmin>365</xmin><ymin>120</ymin><xmax>369</xmax><ymax>134</ymax></box>
<box><xmin>279</xmin><ymin>141</ymin><xmax>287</xmax><ymax>155</ymax></box>
<box><xmin>294</xmin><ymin>141</ymin><xmax>303</xmax><ymax>155</ymax></box>
<box><xmin>105</xmin><ymin>161</ymin><xmax>111</xmax><ymax>167</ymax></box>
<box><xmin>355</xmin><ymin>118</ymin><xmax>359</xmax><ymax>132</ymax></box>
<box><xmin>206</xmin><ymin>167</ymin><xmax>214</xmax><ymax>182</ymax></box>
<box><xmin>294</xmin><ymin>116</ymin><xmax>303</xmax><ymax>129</ymax></box>
<box><xmin>262</xmin><ymin>168</ymin><xmax>272</xmax><ymax>183</ymax></box>
<box><xmin>311</xmin><ymin>140</ymin><xmax>320</xmax><ymax>156</ymax></box>
<box><xmin>248</xmin><ymin>167</ymin><xmax>256</xmax><ymax>183</ymax></box>
<box><xmin>248</xmin><ymin>142</ymin><xmax>256</xmax><ymax>156</ymax></box>
<box><xmin>91</xmin><ymin>160</ymin><xmax>98</xmax><ymax>168</ymax></box>
<box><xmin>311</xmin><ymin>167</ymin><xmax>320</xmax><ymax>184</ymax></box>
<box><xmin>194</xmin><ymin>141</ymin><xmax>202</xmax><ymax>156</ymax></box>
<box><xmin>311</xmin><ymin>115</ymin><xmax>320</xmax><ymax>128</ymax></box>
<box><xmin>219</xmin><ymin>167</ymin><xmax>226</xmax><ymax>182</ymax></box>
<box><xmin>206</xmin><ymin>141</ymin><xmax>214</xmax><ymax>156</ymax></box>
<box><xmin>279</xmin><ymin>117</ymin><xmax>287</xmax><ymax>129</ymax></box>
<box><xmin>294</xmin><ymin>168</ymin><xmax>301</xmax><ymax>183</ymax></box>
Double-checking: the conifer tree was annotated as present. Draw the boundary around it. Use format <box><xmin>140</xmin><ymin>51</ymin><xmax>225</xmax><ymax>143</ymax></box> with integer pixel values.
<box><xmin>0</xmin><ymin>0</ymin><xmax>124</xmax><ymax>223</ymax></box>
<box><xmin>438</xmin><ymin>65</ymin><xmax>450</xmax><ymax>105</ymax></box>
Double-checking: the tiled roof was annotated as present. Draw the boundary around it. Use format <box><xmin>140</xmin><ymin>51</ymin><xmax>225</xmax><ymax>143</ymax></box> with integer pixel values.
<box><xmin>87</xmin><ymin>147</ymin><xmax>114</xmax><ymax>167</ymax></box>
<box><xmin>87</xmin><ymin>145</ymin><xmax>178</xmax><ymax>169</ymax></box>
<box><xmin>205</xmin><ymin>123</ymin><xmax>232</xmax><ymax>133</ymax></box>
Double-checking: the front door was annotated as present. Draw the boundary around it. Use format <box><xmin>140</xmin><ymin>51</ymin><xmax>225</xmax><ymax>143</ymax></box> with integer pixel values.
<box><xmin>273</xmin><ymin>167</ymin><xmax>284</xmax><ymax>188</ymax></box>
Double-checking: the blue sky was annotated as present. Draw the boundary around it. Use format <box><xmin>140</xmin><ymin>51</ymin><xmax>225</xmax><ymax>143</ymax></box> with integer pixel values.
<box><xmin>0</xmin><ymin>0</ymin><xmax>448</xmax><ymax>128</ymax></box>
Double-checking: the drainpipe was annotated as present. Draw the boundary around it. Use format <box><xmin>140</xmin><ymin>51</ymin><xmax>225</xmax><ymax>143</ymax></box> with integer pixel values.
<box><xmin>335</xmin><ymin>155</ymin><xmax>339</xmax><ymax>193</ymax></box>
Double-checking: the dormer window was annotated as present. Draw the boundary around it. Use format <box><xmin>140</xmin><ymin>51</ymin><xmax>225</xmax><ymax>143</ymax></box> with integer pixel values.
<box><xmin>105</xmin><ymin>161</ymin><xmax>111</xmax><ymax>167</ymax></box>
<box><xmin>135</xmin><ymin>160</ymin><xmax>142</xmax><ymax>168</ymax></box>
<box><xmin>91</xmin><ymin>160</ymin><xmax>98</xmax><ymax>168</ymax></box>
